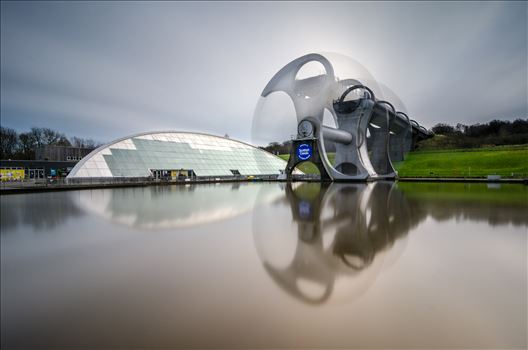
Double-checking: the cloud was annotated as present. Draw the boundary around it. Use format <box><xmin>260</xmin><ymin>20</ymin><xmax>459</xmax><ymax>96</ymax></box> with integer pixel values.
<box><xmin>1</xmin><ymin>1</ymin><xmax>526</xmax><ymax>143</ymax></box>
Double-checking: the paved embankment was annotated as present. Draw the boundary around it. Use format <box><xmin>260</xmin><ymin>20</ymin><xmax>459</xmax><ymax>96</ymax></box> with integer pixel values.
<box><xmin>0</xmin><ymin>178</ymin><xmax>265</xmax><ymax>194</ymax></box>
<box><xmin>2</xmin><ymin>176</ymin><xmax>526</xmax><ymax>195</ymax></box>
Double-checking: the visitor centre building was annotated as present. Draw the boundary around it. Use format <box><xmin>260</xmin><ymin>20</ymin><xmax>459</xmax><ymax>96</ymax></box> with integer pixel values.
<box><xmin>66</xmin><ymin>131</ymin><xmax>287</xmax><ymax>180</ymax></box>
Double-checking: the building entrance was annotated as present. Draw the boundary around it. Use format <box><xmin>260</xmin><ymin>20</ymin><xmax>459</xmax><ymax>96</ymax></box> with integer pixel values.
<box><xmin>151</xmin><ymin>169</ymin><xmax>195</xmax><ymax>180</ymax></box>
<box><xmin>28</xmin><ymin>168</ymin><xmax>45</xmax><ymax>179</ymax></box>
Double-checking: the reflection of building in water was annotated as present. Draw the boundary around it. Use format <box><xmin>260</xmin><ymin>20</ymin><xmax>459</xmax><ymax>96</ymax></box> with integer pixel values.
<box><xmin>254</xmin><ymin>182</ymin><xmax>417</xmax><ymax>305</ymax></box>
<box><xmin>74</xmin><ymin>183</ymin><xmax>280</xmax><ymax>229</ymax></box>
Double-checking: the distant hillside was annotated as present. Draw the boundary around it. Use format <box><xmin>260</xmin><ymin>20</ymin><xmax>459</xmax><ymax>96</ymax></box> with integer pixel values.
<box><xmin>419</xmin><ymin>118</ymin><xmax>528</xmax><ymax>150</ymax></box>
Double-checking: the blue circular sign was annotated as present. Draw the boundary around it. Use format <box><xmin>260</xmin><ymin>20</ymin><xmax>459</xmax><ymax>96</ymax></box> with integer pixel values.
<box><xmin>297</xmin><ymin>143</ymin><xmax>312</xmax><ymax>161</ymax></box>
<box><xmin>299</xmin><ymin>200</ymin><xmax>312</xmax><ymax>219</ymax></box>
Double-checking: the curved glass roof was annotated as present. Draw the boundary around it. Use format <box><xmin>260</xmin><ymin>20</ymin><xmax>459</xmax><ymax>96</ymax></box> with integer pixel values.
<box><xmin>67</xmin><ymin>131</ymin><xmax>287</xmax><ymax>178</ymax></box>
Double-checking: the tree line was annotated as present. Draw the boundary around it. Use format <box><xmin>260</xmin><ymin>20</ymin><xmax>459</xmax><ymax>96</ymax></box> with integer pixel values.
<box><xmin>0</xmin><ymin>127</ymin><xmax>102</xmax><ymax>160</ymax></box>
<box><xmin>426</xmin><ymin>118</ymin><xmax>528</xmax><ymax>149</ymax></box>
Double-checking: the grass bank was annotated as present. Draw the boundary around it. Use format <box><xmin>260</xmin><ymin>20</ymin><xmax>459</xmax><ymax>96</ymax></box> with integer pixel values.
<box><xmin>279</xmin><ymin>144</ymin><xmax>528</xmax><ymax>178</ymax></box>
<box><xmin>395</xmin><ymin>145</ymin><xmax>527</xmax><ymax>178</ymax></box>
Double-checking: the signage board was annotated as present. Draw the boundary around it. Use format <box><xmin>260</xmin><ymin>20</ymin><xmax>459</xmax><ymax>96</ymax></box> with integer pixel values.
<box><xmin>296</xmin><ymin>143</ymin><xmax>312</xmax><ymax>161</ymax></box>
<box><xmin>0</xmin><ymin>169</ymin><xmax>25</xmax><ymax>181</ymax></box>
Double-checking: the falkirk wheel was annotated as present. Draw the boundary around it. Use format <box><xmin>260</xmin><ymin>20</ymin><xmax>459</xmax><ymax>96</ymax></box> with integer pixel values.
<box><xmin>256</xmin><ymin>53</ymin><xmax>433</xmax><ymax>181</ymax></box>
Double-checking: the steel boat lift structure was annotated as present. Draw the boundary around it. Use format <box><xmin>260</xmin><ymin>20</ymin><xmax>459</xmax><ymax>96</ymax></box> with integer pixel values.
<box><xmin>261</xmin><ymin>53</ymin><xmax>433</xmax><ymax>181</ymax></box>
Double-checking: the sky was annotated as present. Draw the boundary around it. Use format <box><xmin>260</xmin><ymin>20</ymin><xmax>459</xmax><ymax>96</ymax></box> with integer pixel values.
<box><xmin>1</xmin><ymin>1</ymin><xmax>526</xmax><ymax>144</ymax></box>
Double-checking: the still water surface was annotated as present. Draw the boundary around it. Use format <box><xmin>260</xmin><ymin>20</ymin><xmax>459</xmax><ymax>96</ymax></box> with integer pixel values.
<box><xmin>1</xmin><ymin>182</ymin><xmax>527</xmax><ymax>348</ymax></box>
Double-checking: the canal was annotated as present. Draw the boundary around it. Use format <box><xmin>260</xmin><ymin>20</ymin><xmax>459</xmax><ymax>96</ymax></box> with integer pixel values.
<box><xmin>1</xmin><ymin>182</ymin><xmax>527</xmax><ymax>348</ymax></box>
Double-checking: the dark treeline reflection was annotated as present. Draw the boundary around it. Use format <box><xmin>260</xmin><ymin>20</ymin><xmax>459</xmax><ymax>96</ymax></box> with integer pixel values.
<box><xmin>253</xmin><ymin>181</ymin><xmax>527</xmax><ymax>304</ymax></box>
<box><xmin>0</xmin><ymin>192</ymin><xmax>84</xmax><ymax>232</ymax></box>
<box><xmin>397</xmin><ymin>182</ymin><xmax>528</xmax><ymax>227</ymax></box>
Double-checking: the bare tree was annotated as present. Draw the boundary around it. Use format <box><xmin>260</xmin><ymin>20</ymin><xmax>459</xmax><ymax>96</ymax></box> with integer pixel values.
<box><xmin>17</xmin><ymin>133</ymin><xmax>35</xmax><ymax>159</ymax></box>
<box><xmin>83</xmin><ymin>139</ymin><xmax>96</xmax><ymax>148</ymax></box>
<box><xmin>0</xmin><ymin>127</ymin><xmax>18</xmax><ymax>159</ymax></box>
<box><xmin>28</xmin><ymin>127</ymin><xmax>45</xmax><ymax>149</ymax></box>
<box><xmin>71</xmin><ymin>136</ymin><xmax>83</xmax><ymax>148</ymax></box>
<box><xmin>42</xmin><ymin>128</ymin><xmax>60</xmax><ymax>145</ymax></box>
<box><xmin>56</xmin><ymin>135</ymin><xmax>72</xmax><ymax>146</ymax></box>
<box><xmin>70</xmin><ymin>136</ymin><xmax>99</xmax><ymax>148</ymax></box>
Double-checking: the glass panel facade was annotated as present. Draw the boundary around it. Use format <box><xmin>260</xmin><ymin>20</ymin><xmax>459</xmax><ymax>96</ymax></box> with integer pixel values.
<box><xmin>67</xmin><ymin>132</ymin><xmax>287</xmax><ymax>178</ymax></box>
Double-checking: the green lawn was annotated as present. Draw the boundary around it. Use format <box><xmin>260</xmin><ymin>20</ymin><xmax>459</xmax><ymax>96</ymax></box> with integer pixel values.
<box><xmin>395</xmin><ymin>145</ymin><xmax>528</xmax><ymax>178</ymax></box>
<box><xmin>279</xmin><ymin>144</ymin><xmax>528</xmax><ymax>178</ymax></box>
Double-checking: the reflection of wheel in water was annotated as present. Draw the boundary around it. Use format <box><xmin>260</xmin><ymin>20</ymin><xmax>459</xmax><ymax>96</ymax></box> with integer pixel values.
<box><xmin>380</xmin><ymin>183</ymin><xmax>413</xmax><ymax>272</ymax></box>
<box><xmin>253</xmin><ymin>182</ymin><xmax>335</xmax><ymax>304</ymax></box>
<box><xmin>252</xmin><ymin>181</ymin><xmax>414</xmax><ymax>305</ymax></box>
